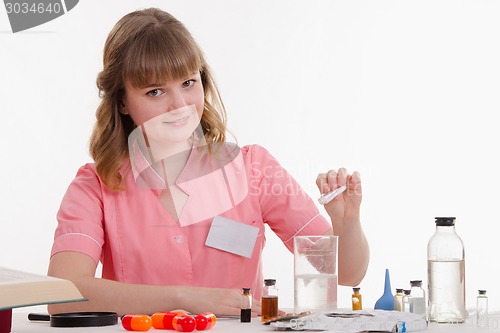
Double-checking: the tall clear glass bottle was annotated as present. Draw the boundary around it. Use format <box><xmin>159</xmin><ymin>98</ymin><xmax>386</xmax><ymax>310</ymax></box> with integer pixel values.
<box><xmin>261</xmin><ymin>279</ymin><xmax>279</xmax><ymax>322</ymax></box>
<box><xmin>427</xmin><ymin>217</ymin><xmax>466</xmax><ymax>323</ymax></box>
<box><xmin>409</xmin><ymin>280</ymin><xmax>426</xmax><ymax>317</ymax></box>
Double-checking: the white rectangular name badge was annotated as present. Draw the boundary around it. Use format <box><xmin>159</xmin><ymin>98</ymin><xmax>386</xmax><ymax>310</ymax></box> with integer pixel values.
<box><xmin>205</xmin><ymin>216</ymin><xmax>259</xmax><ymax>258</ymax></box>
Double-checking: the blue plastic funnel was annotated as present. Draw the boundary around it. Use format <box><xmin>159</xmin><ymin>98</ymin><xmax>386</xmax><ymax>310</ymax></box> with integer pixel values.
<box><xmin>374</xmin><ymin>268</ymin><xmax>394</xmax><ymax>310</ymax></box>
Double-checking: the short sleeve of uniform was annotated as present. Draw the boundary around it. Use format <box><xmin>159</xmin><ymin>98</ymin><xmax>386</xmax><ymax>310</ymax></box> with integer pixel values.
<box><xmin>246</xmin><ymin>145</ymin><xmax>331</xmax><ymax>252</ymax></box>
<box><xmin>50</xmin><ymin>164</ymin><xmax>105</xmax><ymax>264</ymax></box>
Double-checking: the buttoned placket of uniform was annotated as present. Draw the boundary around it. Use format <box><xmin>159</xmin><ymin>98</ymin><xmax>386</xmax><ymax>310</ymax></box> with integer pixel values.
<box><xmin>169</xmin><ymin>148</ymin><xmax>197</xmax><ymax>284</ymax></box>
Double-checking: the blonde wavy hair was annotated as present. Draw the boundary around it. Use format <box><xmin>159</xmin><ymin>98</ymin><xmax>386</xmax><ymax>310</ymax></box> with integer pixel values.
<box><xmin>89</xmin><ymin>8</ymin><xmax>227</xmax><ymax>191</ymax></box>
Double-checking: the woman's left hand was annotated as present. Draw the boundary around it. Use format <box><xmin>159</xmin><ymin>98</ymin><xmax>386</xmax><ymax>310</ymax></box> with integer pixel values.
<box><xmin>316</xmin><ymin>168</ymin><xmax>362</xmax><ymax>235</ymax></box>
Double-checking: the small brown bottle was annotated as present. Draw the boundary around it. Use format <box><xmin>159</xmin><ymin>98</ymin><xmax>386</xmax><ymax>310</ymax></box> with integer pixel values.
<box><xmin>352</xmin><ymin>287</ymin><xmax>362</xmax><ymax>310</ymax></box>
<box><xmin>261</xmin><ymin>279</ymin><xmax>279</xmax><ymax>322</ymax></box>
<box><xmin>241</xmin><ymin>288</ymin><xmax>252</xmax><ymax>323</ymax></box>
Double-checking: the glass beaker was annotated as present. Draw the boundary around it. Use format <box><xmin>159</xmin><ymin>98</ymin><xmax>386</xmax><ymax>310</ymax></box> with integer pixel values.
<box><xmin>293</xmin><ymin>235</ymin><xmax>338</xmax><ymax>313</ymax></box>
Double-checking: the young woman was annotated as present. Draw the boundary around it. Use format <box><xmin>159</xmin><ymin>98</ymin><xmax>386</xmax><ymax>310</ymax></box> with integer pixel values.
<box><xmin>48</xmin><ymin>7</ymin><xmax>369</xmax><ymax>316</ymax></box>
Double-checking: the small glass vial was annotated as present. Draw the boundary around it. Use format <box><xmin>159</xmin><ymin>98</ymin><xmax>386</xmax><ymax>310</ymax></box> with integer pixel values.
<box><xmin>241</xmin><ymin>288</ymin><xmax>252</xmax><ymax>323</ymax></box>
<box><xmin>402</xmin><ymin>290</ymin><xmax>412</xmax><ymax>313</ymax></box>
<box><xmin>261</xmin><ymin>279</ymin><xmax>279</xmax><ymax>322</ymax></box>
<box><xmin>477</xmin><ymin>290</ymin><xmax>488</xmax><ymax>328</ymax></box>
<box><xmin>352</xmin><ymin>287</ymin><xmax>362</xmax><ymax>310</ymax></box>
<box><xmin>409</xmin><ymin>280</ymin><xmax>426</xmax><ymax>317</ymax></box>
<box><xmin>394</xmin><ymin>288</ymin><xmax>404</xmax><ymax>311</ymax></box>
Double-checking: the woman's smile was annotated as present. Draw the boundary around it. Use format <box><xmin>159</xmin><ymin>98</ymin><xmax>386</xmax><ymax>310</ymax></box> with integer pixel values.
<box><xmin>163</xmin><ymin>114</ymin><xmax>192</xmax><ymax>127</ymax></box>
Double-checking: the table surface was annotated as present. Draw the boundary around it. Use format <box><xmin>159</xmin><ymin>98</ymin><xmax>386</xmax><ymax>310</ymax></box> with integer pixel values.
<box><xmin>9</xmin><ymin>312</ymin><xmax>500</xmax><ymax>332</ymax></box>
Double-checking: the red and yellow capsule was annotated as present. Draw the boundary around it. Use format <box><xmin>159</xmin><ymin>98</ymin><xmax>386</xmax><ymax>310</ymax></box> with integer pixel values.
<box><xmin>121</xmin><ymin>314</ymin><xmax>152</xmax><ymax>331</ymax></box>
<box><xmin>172</xmin><ymin>315</ymin><xmax>196</xmax><ymax>332</ymax></box>
<box><xmin>195</xmin><ymin>312</ymin><xmax>217</xmax><ymax>330</ymax></box>
<box><xmin>151</xmin><ymin>312</ymin><xmax>168</xmax><ymax>329</ymax></box>
<box><xmin>155</xmin><ymin>311</ymin><xmax>188</xmax><ymax>330</ymax></box>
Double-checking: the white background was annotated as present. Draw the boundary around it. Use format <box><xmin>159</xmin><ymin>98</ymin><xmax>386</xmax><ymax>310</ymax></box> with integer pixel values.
<box><xmin>1</xmin><ymin>0</ymin><xmax>500</xmax><ymax>312</ymax></box>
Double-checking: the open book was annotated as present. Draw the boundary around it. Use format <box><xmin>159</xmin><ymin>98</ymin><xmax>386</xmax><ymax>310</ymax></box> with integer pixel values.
<box><xmin>0</xmin><ymin>266</ymin><xmax>86</xmax><ymax>310</ymax></box>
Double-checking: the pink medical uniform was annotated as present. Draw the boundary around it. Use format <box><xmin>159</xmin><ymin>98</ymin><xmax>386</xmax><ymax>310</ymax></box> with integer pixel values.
<box><xmin>50</xmin><ymin>144</ymin><xmax>331</xmax><ymax>299</ymax></box>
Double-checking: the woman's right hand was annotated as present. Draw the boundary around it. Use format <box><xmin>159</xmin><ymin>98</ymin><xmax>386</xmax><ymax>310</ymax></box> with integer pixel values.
<box><xmin>178</xmin><ymin>287</ymin><xmax>261</xmax><ymax>317</ymax></box>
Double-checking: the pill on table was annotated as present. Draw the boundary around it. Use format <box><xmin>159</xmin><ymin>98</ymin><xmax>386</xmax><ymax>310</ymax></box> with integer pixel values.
<box><xmin>121</xmin><ymin>314</ymin><xmax>152</xmax><ymax>331</ymax></box>
<box><xmin>172</xmin><ymin>315</ymin><xmax>196</xmax><ymax>332</ymax></box>
<box><xmin>195</xmin><ymin>312</ymin><xmax>217</xmax><ymax>330</ymax></box>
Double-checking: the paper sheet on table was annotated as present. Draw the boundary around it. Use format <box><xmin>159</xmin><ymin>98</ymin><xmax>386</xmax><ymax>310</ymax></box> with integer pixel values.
<box><xmin>270</xmin><ymin>309</ymin><xmax>427</xmax><ymax>332</ymax></box>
